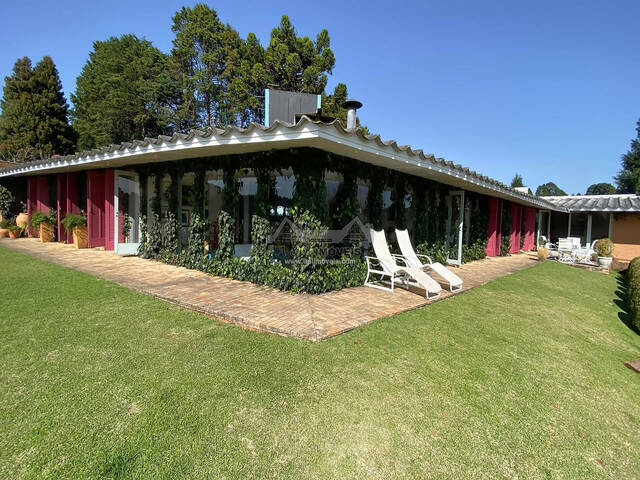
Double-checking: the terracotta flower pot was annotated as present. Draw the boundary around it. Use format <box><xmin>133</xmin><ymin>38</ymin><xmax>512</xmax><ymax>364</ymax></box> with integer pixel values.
<box><xmin>72</xmin><ymin>225</ymin><xmax>88</xmax><ymax>249</ymax></box>
<box><xmin>0</xmin><ymin>228</ymin><xmax>8</xmax><ymax>238</ymax></box>
<box><xmin>8</xmin><ymin>229</ymin><xmax>20</xmax><ymax>239</ymax></box>
<box><xmin>39</xmin><ymin>223</ymin><xmax>54</xmax><ymax>243</ymax></box>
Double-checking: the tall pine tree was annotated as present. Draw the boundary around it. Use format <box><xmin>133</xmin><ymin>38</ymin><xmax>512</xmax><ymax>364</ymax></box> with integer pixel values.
<box><xmin>72</xmin><ymin>35</ymin><xmax>180</xmax><ymax>150</ymax></box>
<box><xmin>616</xmin><ymin>118</ymin><xmax>640</xmax><ymax>194</ymax></box>
<box><xmin>31</xmin><ymin>56</ymin><xmax>75</xmax><ymax>157</ymax></box>
<box><xmin>0</xmin><ymin>57</ymin><xmax>36</xmax><ymax>160</ymax></box>
<box><xmin>0</xmin><ymin>56</ymin><xmax>74</xmax><ymax>161</ymax></box>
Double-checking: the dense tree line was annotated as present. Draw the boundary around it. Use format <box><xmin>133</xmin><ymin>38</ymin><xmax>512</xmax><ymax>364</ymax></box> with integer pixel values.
<box><xmin>0</xmin><ymin>56</ymin><xmax>75</xmax><ymax>161</ymax></box>
<box><xmin>0</xmin><ymin>3</ymin><xmax>358</xmax><ymax>161</ymax></box>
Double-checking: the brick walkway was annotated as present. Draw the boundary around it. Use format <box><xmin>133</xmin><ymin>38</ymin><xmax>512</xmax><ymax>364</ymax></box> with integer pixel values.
<box><xmin>1</xmin><ymin>238</ymin><xmax>538</xmax><ymax>340</ymax></box>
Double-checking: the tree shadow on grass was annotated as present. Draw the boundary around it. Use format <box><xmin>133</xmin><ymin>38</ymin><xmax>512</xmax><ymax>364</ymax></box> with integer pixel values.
<box><xmin>614</xmin><ymin>270</ymin><xmax>640</xmax><ymax>335</ymax></box>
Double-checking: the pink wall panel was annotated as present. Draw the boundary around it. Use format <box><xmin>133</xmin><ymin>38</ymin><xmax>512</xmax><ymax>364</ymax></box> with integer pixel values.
<box><xmin>523</xmin><ymin>207</ymin><xmax>536</xmax><ymax>251</ymax></box>
<box><xmin>87</xmin><ymin>171</ymin><xmax>106</xmax><ymax>248</ymax></box>
<box><xmin>485</xmin><ymin>198</ymin><xmax>503</xmax><ymax>257</ymax></box>
<box><xmin>509</xmin><ymin>203</ymin><xmax>523</xmax><ymax>254</ymax></box>
<box><xmin>35</xmin><ymin>176</ymin><xmax>49</xmax><ymax>213</ymax></box>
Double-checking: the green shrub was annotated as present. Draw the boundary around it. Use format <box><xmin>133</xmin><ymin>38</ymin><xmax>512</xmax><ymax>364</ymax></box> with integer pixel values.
<box><xmin>416</xmin><ymin>241</ymin><xmax>448</xmax><ymax>265</ymax></box>
<box><xmin>462</xmin><ymin>240</ymin><xmax>487</xmax><ymax>263</ymax></box>
<box><xmin>216</xmin><ymin>210</ymin><xmax>235</xmax><ymax>261</ymax></box>
<box><xmin>0</xmin><ymin>219</ymin><xmax>11</xmax><ymax>228</ymax></box>
<box><xmin>30</xmin><ymin>210</ymin><xmax>56</xmax><ymax>229</ymax></box>
<box><xmin>594</xmin><ymin>238</ymin><xmax>613</xmax><ymax>257</ymax></box>
<box><xmin>0</xmin><ymin>184</ymin><xmax>14</xmax><ymax>218</ymax></box>
<box><xmin>60</xmin><ymin>213</ymin><xmax>86</xmax><ymax>233</ymax></box>
<box><xmin>185</xmin><ymin>212</ymin><xmax>206</xmax><ymax>269</ymax></box>
<box><xmin>626</xmin><ymin>256</ymin><xmax>640</xmax><ymax>331</ymax></box>
<box><xmin>163</xmin><ymin>211</ymin><xmax>179</xmax><ymax>253</ymax></box>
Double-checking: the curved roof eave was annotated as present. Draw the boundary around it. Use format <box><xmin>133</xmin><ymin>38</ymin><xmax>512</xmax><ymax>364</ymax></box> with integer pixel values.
<box><xmin>0</xmin><ymin>116</ymin><xmax>562</xmax><ymax>211</ymax></box>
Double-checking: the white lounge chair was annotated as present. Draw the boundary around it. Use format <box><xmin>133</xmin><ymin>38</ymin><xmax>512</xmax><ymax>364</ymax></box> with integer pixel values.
<box><xmin>394</xmin><ymin>229</ymin><xmax>463</xmax><ymax>292</ymax></box>
<box><xmin>365</xmin><ymin>229</ymin><xmax>442</xmax><ymax>299</ymax></box>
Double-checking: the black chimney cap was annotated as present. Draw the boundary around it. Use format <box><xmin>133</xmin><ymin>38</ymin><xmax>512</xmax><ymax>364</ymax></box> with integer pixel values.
<box><xmin>342</xmin><ymin>98</ymin><xmax>362</xmax><ymax>110</ymax></box>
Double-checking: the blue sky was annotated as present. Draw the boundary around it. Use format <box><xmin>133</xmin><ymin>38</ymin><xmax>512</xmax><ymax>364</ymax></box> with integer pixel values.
<box><xmin>1</xmin><ymin>0</ymin><xmax>639</xmax><ymax>194</ymax></box>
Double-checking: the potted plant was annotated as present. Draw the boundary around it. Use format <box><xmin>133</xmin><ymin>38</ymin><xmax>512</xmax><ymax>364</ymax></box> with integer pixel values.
<box><xmin>15</xmin><ymin>203</ymin><xmax>29</xmax><ymax>236</ymax></box>
<box><xmin>0</xmin><ymin>219</ymin><xmax>10</xmax><ymax>238</ymax></box>
<box><xmin>7</xmin><ymin>224</ymin><xmax>22</xmax><ymax>239</ymax></box>
<box><xmin>594</xmin><ymin>238</ymin><xmax>614</xmax><ymax>268</ymax></box>
<box><xmin>537</xmin><ymin>244</ymin><xmax>548</xmax><ymax>261</ymax></box>
<box><xmin>61</xmin><ymin>213</ymin><xmax>87</xmax><ymax>249</ymax></box>
<box><xmin>30</xmin><ymin>210</ymin><xmax>56</xmax><ymax>243</ymax></box>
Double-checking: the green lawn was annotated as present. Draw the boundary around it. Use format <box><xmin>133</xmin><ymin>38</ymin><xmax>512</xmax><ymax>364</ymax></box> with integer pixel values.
<box><xmin>0</xmin><ymin>247</ymin><xmax>639</xmax><ymax>479</ymax></box>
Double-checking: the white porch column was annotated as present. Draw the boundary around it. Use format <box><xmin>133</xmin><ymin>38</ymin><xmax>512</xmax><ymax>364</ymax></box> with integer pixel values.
<box><xmin>586</xmin><ymin>214</ymin><xmax>592</xmax><ymax>245</ymax></box>
<box><xmin>567</xmin><ymin>212</ymin><xmax>572</xmax><ymax>237</ymax></box>
<box><xmin>608</xmin><ymin>213</ymin><xmax>613</xmax><ymax>238</ymax></box>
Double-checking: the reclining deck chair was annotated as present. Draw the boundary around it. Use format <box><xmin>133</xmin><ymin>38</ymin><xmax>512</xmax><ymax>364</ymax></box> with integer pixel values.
<box><xmin>365</xmin><ymin>229</ymin><xmax>442</xmax><ymax>299</ymax></box>
<box><xmin>394</xmin><ymin>229</ymin><xmax>463</xmax><ymax>292</ymax></box>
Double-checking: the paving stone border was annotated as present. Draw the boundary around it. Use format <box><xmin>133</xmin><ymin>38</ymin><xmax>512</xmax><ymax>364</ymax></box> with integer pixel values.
<box><xmin>1</xmin><ymin>238</ymin><xmax>538</xmax><ymax>340</ymax></box>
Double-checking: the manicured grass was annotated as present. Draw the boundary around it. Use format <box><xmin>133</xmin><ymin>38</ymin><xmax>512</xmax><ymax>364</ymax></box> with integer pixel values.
<box><xmin>0</xmin><ymin>247</ymin><xmax>639</xmax><ymax>479</ymax></box>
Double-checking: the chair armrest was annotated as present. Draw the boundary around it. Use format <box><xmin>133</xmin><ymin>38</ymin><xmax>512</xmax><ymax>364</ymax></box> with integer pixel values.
<box><xmin>392</xmin><ymin>254</ymin><xmax>410</xmax><ymax>267</ymax></box>
<box><xmin>414</xmin><ymin>253</ymin><xmax>433</xmax><ymax>265</ymax></box>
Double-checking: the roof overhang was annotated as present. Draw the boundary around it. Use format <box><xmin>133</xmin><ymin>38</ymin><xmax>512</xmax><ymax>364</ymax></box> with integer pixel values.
<box><xmin>0</xmin><ymin>117</ymin><xmax>562</xmax><ymax>211</ymax></box>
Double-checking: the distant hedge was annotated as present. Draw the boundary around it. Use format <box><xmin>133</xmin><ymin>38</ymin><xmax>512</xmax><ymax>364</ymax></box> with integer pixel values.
<box><xmin>626</xmin><ymin>257</ymin><xmax>640</xmax><ymax>331</ymax></box>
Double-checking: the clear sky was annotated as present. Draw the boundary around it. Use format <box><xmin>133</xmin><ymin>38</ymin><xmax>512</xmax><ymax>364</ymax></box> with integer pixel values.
<box><xmin>1</xmin><ymin>0</ymin><xmax>639</xmax><ymax>194</ymax></box>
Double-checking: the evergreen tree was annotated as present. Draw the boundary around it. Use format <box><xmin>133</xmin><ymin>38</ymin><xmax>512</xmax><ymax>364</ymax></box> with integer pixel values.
<box><xmin>72</xmin><ymin>35</ymin><xmax>180</xmax><ymax>150</ymax></box>
<box><xmin>264</xmin><ymin>16</ymin><xmax>334</xmax><ymax>94</ymax></box>
<box><xmin>535</xmin><ymin>182</ymin><xmax>567</xmax><ymax>196</ymax></box>
<box><xmin>0</xmin><ymin>56</ymin><xmax>74</xmax><ymax>161</ymax></box>
<box><xmin>31</xmin><ymin>56</ymin><xmax>75</xmax><ymax>157</ymax></box>
<box><xmin>170</xmin><ymin>4</ymin><xmax>229</xmax><ymax>128</ymax></box>
<box><xmin>585</xmin><ymin>183</ymin><xmax>616</xmax><ymax>195</ymax></box>
<box><xmin>615</xmin><ymin>118</ymin><xmax>640</xmax><ymax>194</ymax></box>
<box><xmin>170</xmin><ymin>6</ymin><xmax>337</xmax><ymax>128</ymax></box>
<box><xmin>510</xmin><ymin>173</ymin><xmax>524</xmax><ymax>188</ymax></box>
<box><xmin>0</xmin><ymin>57</ymin><xmax>36</xmax><ymax>160</ymax></box>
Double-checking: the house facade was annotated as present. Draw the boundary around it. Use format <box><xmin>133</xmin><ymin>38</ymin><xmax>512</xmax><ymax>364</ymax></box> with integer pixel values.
<box><xmin>0</xmin><ymin>115</ymin><xmax>561</xmax><ymax>264</ymax></box>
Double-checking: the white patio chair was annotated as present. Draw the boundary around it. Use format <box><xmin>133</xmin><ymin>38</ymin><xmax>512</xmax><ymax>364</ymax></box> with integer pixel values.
<box><xmin>394</xmin><ymin>229</ymin><xmax>463</xmax><ymax>292</ymax></box>
<box><xmin>540</xmin><ymin>235</ymin><xmax>557</xmax><ymax>251</ymax></box>
<box><xmin>365</xmin><ymin>229</ymin><xmax>442</xmax><ymax>299</ymax></box>
<box><xmin>575</xmin><ymin>239</ymin><xmax>598</xmax><ymax>266</ymax></box>
<box><xmin>557</xmin><ymin>238</ymin><xmax>577</xmax><ymax>264</ymax></box>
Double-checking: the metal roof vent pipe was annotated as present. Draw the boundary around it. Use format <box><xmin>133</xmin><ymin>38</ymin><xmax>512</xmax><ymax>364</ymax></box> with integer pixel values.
<box><xmin>342</xmin><ymin>99</ymin><xmax>362</xmax><ymax>130</ymax></box>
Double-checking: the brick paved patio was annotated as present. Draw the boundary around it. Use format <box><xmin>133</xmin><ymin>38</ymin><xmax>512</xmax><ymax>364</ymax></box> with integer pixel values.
<box><xmin>0</xmin><ymin>238</ymin><xmax>538</xmax><ymax>340</ymax></box>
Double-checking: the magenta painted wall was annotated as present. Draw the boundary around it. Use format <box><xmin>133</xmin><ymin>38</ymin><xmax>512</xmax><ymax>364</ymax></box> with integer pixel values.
<box><xmin>35</xmin><ymin>176</ymin><xmax>49</xmax><ymax>213</ymax></box>
<box><xmin>485</xmin><ymin>198</ymin><xmax>503</xmax><ymax>257</ymax></box>
<box><xmin>523</xmin><ymin>207</ymin><xmax>536</xmax><ymax>251</ymax></box>
<box><xmin>87</xmin><ymin>171</ymin><xmax>106</xmax><ymax>248</ymax></box>
<box><xmin>509</xmin><ymin>203</ymin><xmax>523</xmax><ymax>254</ymax></box>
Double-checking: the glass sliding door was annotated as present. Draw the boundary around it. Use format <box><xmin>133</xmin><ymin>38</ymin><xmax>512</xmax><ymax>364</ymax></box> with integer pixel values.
<box><xmin>446</xmin><ymin>190</ymin><xmax>465</xmax><ymax>265</ymax></box>
<box><xmin>114</xmin><ymin>171</ymin><xmax>140</xmax><ymax>255</ymax></box>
